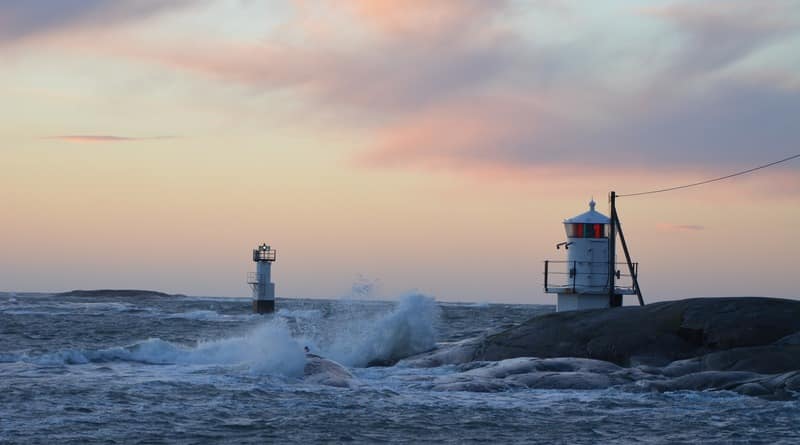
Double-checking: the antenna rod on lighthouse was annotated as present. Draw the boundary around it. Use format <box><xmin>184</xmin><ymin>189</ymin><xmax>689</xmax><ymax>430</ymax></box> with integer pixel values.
<box><xmin>608</xmin><ymin>191</ymin><xmax>617</xmax><ymax>305</ymax></box>
<box><xmin>612</xmin><ymin>204</ymin><xmax>645</xmax><ymax>306</ymax></box>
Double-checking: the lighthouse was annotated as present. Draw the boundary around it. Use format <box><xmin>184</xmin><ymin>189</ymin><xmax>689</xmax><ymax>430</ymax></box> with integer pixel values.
<box><xmin>544</xmin><ymin>198</ymin><xmax>641</xmax><ymax>312</ymax></box>
<box><xmin>248</xmin><ymin>243</ymin><xmax>277</xmax><ymax>314</ymax></box>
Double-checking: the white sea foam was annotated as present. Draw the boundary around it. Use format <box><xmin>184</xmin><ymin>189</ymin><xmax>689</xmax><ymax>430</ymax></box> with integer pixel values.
<box><xmin>10</xmin><ymin>294</ymin><xmax>439</xmax><ymax>377</ymax></box>
<box><xmin>277</xmin><ymin>309</ymin><xmax>323</xmax><ymax>320</ymax></box>
<box><xmin>318</xmin><ymin>293</ymin><xmax>440</xmax><ymax>367</ymax></box>
<box><xmin>27</xmin><ymin>319</ymin><xmax>307</xmax><ymax>377</ymax></box>
<box><xmin>165</xmin><ymin>310</ymin><xmax>256</xmax><ymax>322</ymax></box>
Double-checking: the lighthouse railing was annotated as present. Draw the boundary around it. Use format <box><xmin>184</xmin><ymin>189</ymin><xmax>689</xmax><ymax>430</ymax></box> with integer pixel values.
<box><xmin>543</xmin><ymin>260</ymin><xmax>638</xmax><ymax>295</ymax></box>
<box><xmin>252</xmin><ymin>249</ymin><xmax>277</xmax><ymax>262</ymax></box>
<box><xmin>247</xmin><ymin>272</ymin><xmax>259</xmax><ymax>284</ymax></box>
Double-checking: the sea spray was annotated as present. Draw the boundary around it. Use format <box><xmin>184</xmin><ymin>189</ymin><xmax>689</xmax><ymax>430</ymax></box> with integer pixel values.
<box><xmin>320</xmin><ymin>293</ymin><xmax>440</xmax><ymax>367</ymax></box>
<box><xmin>25</xmin><ymin>319</ymin><xmax>307</xmax><ymax>377</ymax></box>
<box><xmin>9</xmin><ymin>295</ymin><xmax>439</xmax><ymax>375</ymax></box>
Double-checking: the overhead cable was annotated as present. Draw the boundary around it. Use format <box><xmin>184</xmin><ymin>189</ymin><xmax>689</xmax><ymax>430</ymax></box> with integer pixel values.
<box><xmin>618</xmin><ymin>153</ymin><xmax>800</xmax><ymax>198</ymax></box>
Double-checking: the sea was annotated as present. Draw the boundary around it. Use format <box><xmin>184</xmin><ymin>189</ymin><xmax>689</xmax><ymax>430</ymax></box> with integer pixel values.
<box><xmin>1</xmin><ymin>292</ymin><xmax>798</xmax><ymax>444</ymax></box>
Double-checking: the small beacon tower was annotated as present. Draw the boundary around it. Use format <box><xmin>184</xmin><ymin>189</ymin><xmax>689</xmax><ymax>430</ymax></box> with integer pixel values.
<box><xmin>248</xmin><ymin>243</ymin><xmax>277</xmax><ymax>314</ymax></box>
<box><xmin>544</xmin><ymin>199</ymin><xmax>639</xmax><ymax>312</ymax></box>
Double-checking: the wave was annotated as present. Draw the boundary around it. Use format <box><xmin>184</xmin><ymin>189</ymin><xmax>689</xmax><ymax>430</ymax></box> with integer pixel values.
<box><xmin>166</xmin><ymin>310</ymin><xmax>257</xmax><ymax>322</ymax></box>
<box><xmin>277</xmin><ymin>309</ymin><xmax>323</xmax><ymax>320</ymax></box>
<box><xmin>6</xmin><ymin>320</ymin><xmax>307</xmax><ymax>377</ymax></box>
<box><xmin>2</xmin><ymin>294</ymin><xmax>441</xmax><ymax>377</ymax></box>
<box><xmin>316</xmin><ymin>293</ymin><xmax>440</xmax><ymax>367</ymax></box>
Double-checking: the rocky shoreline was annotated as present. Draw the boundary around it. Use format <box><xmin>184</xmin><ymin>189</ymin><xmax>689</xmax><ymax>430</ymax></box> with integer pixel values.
<box><xmin>402</xmin><ymin>297</ymin><xmax>800</xmax><ymax>399</ymax></box>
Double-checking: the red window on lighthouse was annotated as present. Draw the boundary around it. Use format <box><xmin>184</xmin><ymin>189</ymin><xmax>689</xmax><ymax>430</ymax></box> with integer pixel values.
<box><xmin>565</xmin><ymin>223</ymin><xmax>608</xmax><ymax>238</ymax></box>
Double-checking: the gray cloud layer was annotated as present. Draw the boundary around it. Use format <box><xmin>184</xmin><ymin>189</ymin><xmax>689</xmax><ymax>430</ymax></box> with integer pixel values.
<box><xmin>0</xmin><ymin>0</ymin><xmax>195</xmax><ymax>42</ymax></box>
<box><xmin>6</xmin><ymin>0</ymin><xmax>799</xmax><ymax>174</ymax></box>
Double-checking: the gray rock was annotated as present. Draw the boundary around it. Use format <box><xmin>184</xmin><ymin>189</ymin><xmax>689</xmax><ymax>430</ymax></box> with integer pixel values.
<box><xmin>509</xmin><ymin>371</ymin><xmax>615</xmax><ymax>390</ymax></box>
<box><xmin>734</xmin><ymin>382</ymin><xmax>772</xmax><ymax>397</ymax></box>
<box><xmin>700</xmin><ymin>345</ymin><xmax>800</xmax><ymax>374</ymax></box>
<box><xmin>408</xmin><ymin>298</ymin><xmax>800</xmax><ymax>398</ymax></box>
<box><xmin>303</xmin><ymin>354</ymin><xmax>356</xmax><ymax>388</ymax></box>
<box><xmin>660</xmin><ymin>357</ymin><xmax>702</xmax><ymax>377</ymax></box>
<box><xmin>775</xmin><ymin>331</ymin><xmax>800</xmax><ymax>345</ymax></box>
<box><xmin>653</xmin><ymin>371</ymin><xmax>762</xmax><ymax>392</ymax></box>
<box><xmin>475</xmin><ymin>297</ymin><xmax>800</xmax><ymax>368</ymax></box>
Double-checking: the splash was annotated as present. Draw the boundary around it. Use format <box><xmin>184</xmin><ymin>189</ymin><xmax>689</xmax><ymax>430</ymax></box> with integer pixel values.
<box><xmin>19</xmin><ymin>319</ymin><xmax>307</xmax><ymax>377</ymax></box>
<box><xmin>5</xmin><ymin>295</ymin><xmax>440</xmax><ymax>376</ymax></box>
<box><xmin>318</xmin><ymin>293</ymin><xmax>440</xmax><ymax>367</ymax></box>
<box><xmin>348</xmin><ymin>274</ymin><xmax>381</xmax><ymax>299</ymax></box>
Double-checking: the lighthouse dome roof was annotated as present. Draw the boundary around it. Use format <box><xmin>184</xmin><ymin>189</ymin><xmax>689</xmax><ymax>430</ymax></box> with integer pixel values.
<box><xmin>564</xmin><ymin>199</ymin><xmax>610</xmax><ymax>224</ymax></box>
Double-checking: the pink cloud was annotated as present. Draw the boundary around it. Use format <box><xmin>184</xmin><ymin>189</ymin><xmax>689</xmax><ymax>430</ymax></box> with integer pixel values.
<box><xmin>656</xmin><ymin>223</ymin><xmax>706</xmax><ymax>233</ymax></box>
<box><xmin>24</xmin><ymin>0</ymin><xmax>800</xmax><ymax>183</ymax></box>
<box><xmin>45</xmin><ymin>135</ymin><xmax>173</xmax><ymax>143</ymax></box>
<box><xmin>337</xmin><ymin>0</ymin><xmax>508</xmax><ymax>37</ymax></box>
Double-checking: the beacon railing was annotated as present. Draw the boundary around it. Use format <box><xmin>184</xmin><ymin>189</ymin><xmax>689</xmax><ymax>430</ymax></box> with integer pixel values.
<box><xmin>247</xmin><ymin>272</ymin><xmax>259</xmax><ymax>284</ymax></box>
<box><xmin>252</xmin><ymin>249</ymin><xmax>277</xmax><ymax>261</ymax></box>
<box><xmin>543</xmin><ymin>260</ymin><xmax>639</xmax><ymax>295</ymax></box>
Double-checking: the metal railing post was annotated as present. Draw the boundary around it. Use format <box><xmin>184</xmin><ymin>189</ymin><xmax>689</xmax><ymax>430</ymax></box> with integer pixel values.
<box><xmin>544</xmin><ymin>261</ymin><xmax>549</xmax><ymax>291</ymax></box>
<box><xmin>572</xmin><ymin>260</ymin><xmax>576</xmax><ymax>292</ymax></box>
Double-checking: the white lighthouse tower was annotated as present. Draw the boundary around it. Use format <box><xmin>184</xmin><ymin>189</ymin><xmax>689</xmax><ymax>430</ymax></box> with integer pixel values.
<box><xmin>544</xmin><ymin>198</ymin><xmax>641</xmax><ymax>312</ymax></box>
<box><xmin>248</xmin><ymin>243</ymin><xmax>276</xmax><ymax>314</ymax></box>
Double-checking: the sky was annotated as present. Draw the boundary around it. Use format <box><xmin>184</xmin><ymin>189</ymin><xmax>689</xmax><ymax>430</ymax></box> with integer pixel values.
<box><xmin>1</xmin><ymin>0</ymin><xmax>799</xmax><ymax>303</ymax></box>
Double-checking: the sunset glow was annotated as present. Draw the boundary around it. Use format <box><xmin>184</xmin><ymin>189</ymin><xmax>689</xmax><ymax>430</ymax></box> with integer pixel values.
<box><xmin>2</xmin><ymin>0</ymin><xmax>798</xmax><ymax>302</ymax></box>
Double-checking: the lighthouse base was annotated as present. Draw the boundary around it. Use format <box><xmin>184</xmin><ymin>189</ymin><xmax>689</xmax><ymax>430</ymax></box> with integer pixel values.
<box><xmin>253</xmin><ymin>299</ymin><xmax>275</xmax><ymax>314</ymax></box>
<box><xmin>557</xmin><ymin>293</ymin><xmax>621</xmax><ymax>312</ymax></box>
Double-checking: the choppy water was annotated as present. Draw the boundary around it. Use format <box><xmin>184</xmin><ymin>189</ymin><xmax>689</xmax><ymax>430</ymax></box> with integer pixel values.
<box><xmin>1</xmin><ymin>292</ymin><xmax>798</xmax><ymax>444</ymax></box>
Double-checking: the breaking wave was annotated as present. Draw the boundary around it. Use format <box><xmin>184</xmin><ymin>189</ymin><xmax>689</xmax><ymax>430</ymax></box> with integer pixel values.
<box><xmin>314</xmin><ymin>293</ymin><xmax>440</xmax><ymax>367</ymax></box>
<box><xmin>6</xmin><ymin>320</ymin><xmax>307</xmax><ymax>377</ymax></box>
<box><xmin>2</xmin><ymin>293</ymin><xmax>441</xmax><ymax>376</ymax></box>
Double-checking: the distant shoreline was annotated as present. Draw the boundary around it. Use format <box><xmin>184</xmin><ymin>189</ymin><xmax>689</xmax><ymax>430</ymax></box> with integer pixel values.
<box><xmin>55</xmin><ymin>289</ymin><xmax>185</xmax><ymax>298</ymax></box>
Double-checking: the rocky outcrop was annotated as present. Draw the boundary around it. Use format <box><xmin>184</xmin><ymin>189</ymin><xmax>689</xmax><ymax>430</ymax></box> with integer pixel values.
<box><xmin>473</xmin><ymin>297</ymin><xmax>800</xmax><ymax>366</ymax></box>
<box><xmin>304</xmin><ymin>354</ymin><xmax>357</xmax><ymax>388</ymax></box>
<box><xmin>403</xmin><ymin>297</ymin><xmax>800</xmax><ymax>399</ymax></box>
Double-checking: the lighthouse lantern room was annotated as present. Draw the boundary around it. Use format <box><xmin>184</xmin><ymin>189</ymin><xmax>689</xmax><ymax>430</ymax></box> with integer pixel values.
<box><xmin>544</xmin><ymin>196</ymin><xmax>643</xmax><ymax>312</ymax></box>
<box><xmin>248</xmin><ymin>243</ymin><xmax>277</xmax><ymax>314</ymax></box>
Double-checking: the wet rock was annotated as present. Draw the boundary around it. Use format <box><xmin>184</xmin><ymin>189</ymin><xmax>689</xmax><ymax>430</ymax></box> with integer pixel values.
<box><xmin>399</xmin><ymin>338</ymin><xmax>480</xmax><ymax>368</ymax></box>
<box><xmin>508</xmin><ymin>372</ymin><xmax>616</xmax><ymax>390</ymax></box>
<box><xmin>649</xmin><ymin>371</ymin><xmax>762</xmax><ymax>392</ymax></box>
<box><xmin>700</xmin><ymin>345</ymin><xmax>800</xmax><ymax>374</ymax></box>
<box><xmin>429</xmin><ymin>357</ymin><xmax>631</xmax><ymax>392</ymax></box>
<box><xmin>775</xmin><ymin>331</ymin><xmax>800</xmax><ymax>345</ymax></box>
<box><xmin>475</xmin><ymin>297</ymin><xmax>800</xmax><ymax>368</ymax></box>
<box><xmin>410</xmin><ymin>298</ymin><xmax>800</xmax><ymax>398</ymax></box>
<box><xmin>303</xmin><ymin>354</ymin><xmax>356</xmax><ymax>388</ymax></box>
<box><xmin>660</xmin><ymin>358</ymin><xmax>702</xmax><ymax>377</ymax></box>
<box><xmin>734</xmin><ymin>382</ymin><xmax>772</xmax><ymax>397</ymax></box>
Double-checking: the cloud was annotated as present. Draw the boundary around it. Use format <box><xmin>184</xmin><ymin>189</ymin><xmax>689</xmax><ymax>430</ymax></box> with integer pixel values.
<box><xmin>92</xmin><ymin>0</ymin><xmax>519</xmax><ymax>115</ymax></box>
<box><xmin>45</xmin><ymin>135</ymin><xmax>173</xmax><ymax>143</ymax></box>
<box><xmin>0</xmin><ymin>0</ymin><xmax>197</xmax><ymax>43</ymax></box>
<box><xmin>360</xmin><ymin>81</ymin><xmax>800</xmax><ymax>174</ymax></box>
<box><xmin>18</xmin><ymin>0</ymin><xmax>800</xmax><ymax>178</ymax></box>
<box><xmin>644</xmin><ymin>0</ymin><xmax>799</xmax><ymax>76</ymax></box>
<box><xmin>656</xmin><ymin>223</ymin><xmax>706</xmax><ymax>232</ymax></box>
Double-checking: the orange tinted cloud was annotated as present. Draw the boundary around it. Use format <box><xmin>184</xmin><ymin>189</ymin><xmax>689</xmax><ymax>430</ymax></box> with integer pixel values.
<box><xmin>339</xmin><ymin>0</ymin><xmax>507</xmax><ymax>37</ymax></box>
<box><xmin>27</xmin><ymin>1</ymin><xmax>800</xmax><ymax>182</ymax></box>
<box><xmin>45</xmin><ymin>135</ymin><xmax>173</xmax><ymax>143</ymax></box>
<box><xmin>656</xmin><ymin>223</ymin><xmax>706</xmax><ymax>232</ymax></box>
